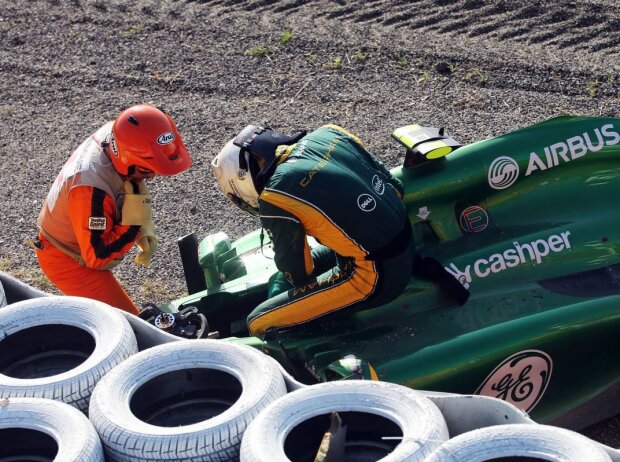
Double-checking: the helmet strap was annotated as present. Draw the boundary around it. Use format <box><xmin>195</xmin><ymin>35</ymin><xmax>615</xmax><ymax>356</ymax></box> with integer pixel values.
<box><xmin>233</xmin><ymin>125</ymin><xmax>307</xmax><ymax>193</ymax></box>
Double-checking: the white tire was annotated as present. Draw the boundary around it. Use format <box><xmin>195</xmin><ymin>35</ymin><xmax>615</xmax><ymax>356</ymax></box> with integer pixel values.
<box><xmin>89</xmin><ymin>339</ymin><xmax>287</xmax><ymax>461</ymax></box>
<box><xmin>0</xmin><ymin>397</ymin><xmax>104</xmax><ymax>461</ymax></box>
<box><xmin>240</xmin><ymin>380</ymin><xmax>449</xmax><ymax>462</ymax></box>
<box><xmin>0</xmin><ymin>271</ymin><xmax>51</xmax><ymax>307</ymax></box>
<box><xmin>421</xmin><ymin>392</ymin><xmax>534</xmax><ymax>436</ymax></box>
<box><xmin>423</xmin><ymin>423</ymin><xmax>612</xmax><ymax>462</ymax></box>
<box><xmin>0</xmin><ymin>296</ymin><xmax>138</xmax><ymax>412</ymax></box>
<box><xmin>0</xmin><ymin>279</ymin><xmax>6</xmax><ymax>308</ymax></box>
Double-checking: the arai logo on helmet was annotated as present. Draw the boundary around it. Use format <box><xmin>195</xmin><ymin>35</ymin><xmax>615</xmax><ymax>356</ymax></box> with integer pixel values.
<box><xmin>109</xmin><ymin>134</ymin><xmax>119</xmax><ymax>158</ymax></box>
<box><xmin>157</xmin><ymin>132</ymin><xmax>175</xmax><ymax>145</ymax></box>
<box><xmin>357</xmin><ymin>194</ymin><xmax>376</xmax><ymax>212</ymax></box>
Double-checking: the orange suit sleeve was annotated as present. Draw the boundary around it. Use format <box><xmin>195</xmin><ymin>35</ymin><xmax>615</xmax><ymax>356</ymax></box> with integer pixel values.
<box><xmin>68</xmin><ymin>185</ymin><xmax>140</xmax><ymax>269</ymax></box>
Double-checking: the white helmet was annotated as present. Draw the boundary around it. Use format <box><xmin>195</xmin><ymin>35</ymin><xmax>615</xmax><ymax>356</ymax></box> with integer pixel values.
<box><xmin>211</xmin><ymin>139</ymin><xmax>260</xmax><ymax>216</ymax></box>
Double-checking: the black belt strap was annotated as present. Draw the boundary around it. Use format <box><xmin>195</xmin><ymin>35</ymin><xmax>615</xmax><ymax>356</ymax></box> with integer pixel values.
<box><xmin>365</xmin><ymin>221</ymin><xmax>412</xmax><ymax>262</ymax></box>
<box><xmin>413</xmin><ymin>255</ymin><xmax>470</xmax><ymax>306</ymax></box>
<box><xmin>363</xmin><ymin>221</ymin><xmax>470</xmax><ymax>306</ymax></box>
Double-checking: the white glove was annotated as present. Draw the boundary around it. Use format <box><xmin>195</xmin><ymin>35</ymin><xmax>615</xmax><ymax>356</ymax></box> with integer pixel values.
<box><xmin>121</xmin><ymin>180</ymin><xmax>152</xmax><ymax>226</ymax></box>
<box><xmin>135</xmin><ymin>224</ymin><xmax>158</xmax><ymax>267</ymax></box>
<box><xmin>129</xmin><ymin>180</ymin><xmax>158</xmax><ymax>266</ymax></box>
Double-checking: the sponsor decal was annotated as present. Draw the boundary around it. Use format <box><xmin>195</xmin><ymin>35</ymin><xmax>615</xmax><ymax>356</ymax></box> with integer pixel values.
<box><xmin>300</xmin><ymin>138</ymin><xmax>338</xmax><ymax>187</ymax></box>
<box><xmin>304</xmin><ymin>362</ymin><xmax>322</xmax><ymax>381</ymax></box>
<box><xmin>110</xmin><ymin>134</ymin><xmax>119</xmax><ymax>158</ymax></box>
<box><xmin>88</xmin><ymin>217</ymin><xmax>107</xmax><ymax>230</ymax></box>
<box><xmin>488</xmin><ymin>156</ymin><xmax>519</xmax><ymax>190</ymax></box>
<box><xmin>228</xmin><ymin>179</ymin><xmax>243</xmax><ymax>198</ymax></box>
<box><xmin>459</xmin><ymin>205</ymin><xmax>489</xmax><ymax>233</ymax></box>
<box><xmin>293</xmin><ymin>280</ymin><xmax>319</xmax><ymax>297</ymax></box>
<box><xmin>357</xmin><ymin>193</ymin><xmax>376</xmax><ymax>212</ymax></box>
<box><xmin>372</xmin><ymin>175</ymin><xmax>385</xmax><ymax>195</ymax></box>
<box><xmin>475</xmin><ymin>349</ymin><xmax>552</xmax><ymax>413</ymax></box>
<box><xmin>417</xmin><ymin>206</ymin><xmax>431</xmax><ymax>220</ymax></box>
<box><xmin>445</xmin><ymin>230</ymin><xmax>572</xmax><ymax>289</ymax></box>
<box><xmin>157</xmin><ymin>132</ymin><xmax>175</xmax><ymax>145</ymax></box>
<box><xmin>488</xmin><ymin>124</ymin><xmax>620</xmax><ymax>190</ymax></box>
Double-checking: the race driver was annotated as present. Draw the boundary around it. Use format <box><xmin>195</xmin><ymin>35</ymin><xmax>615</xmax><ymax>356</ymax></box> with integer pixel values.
<box><xmin>34</xmin><ymin>104</ymin><xmax>192</xmax><ymax>315</ymax></box>
<box><xmin>211</xmin><ymin>124</ymin><xmax>413</xmax><ymax>337</ymax></box>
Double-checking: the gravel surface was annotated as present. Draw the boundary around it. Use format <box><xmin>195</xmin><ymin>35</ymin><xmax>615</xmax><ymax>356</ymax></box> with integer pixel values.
<box><xmin>1</xmin><ymin>0</ymin><xmax>619</xmax><ymax>446</ymax></box>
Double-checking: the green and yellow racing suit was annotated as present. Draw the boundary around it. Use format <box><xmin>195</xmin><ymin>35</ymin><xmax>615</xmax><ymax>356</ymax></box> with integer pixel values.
<box><xmin>248</xmin><ymin>124</ymin><xmax>414</xmax><ymax>337</ymax></box>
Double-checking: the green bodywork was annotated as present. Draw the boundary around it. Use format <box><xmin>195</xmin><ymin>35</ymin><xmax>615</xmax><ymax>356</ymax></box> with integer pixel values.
<box><xmin>166</xmin><ymin>116</ymin><xmax>620</xmax><ymax>429</ymax></box>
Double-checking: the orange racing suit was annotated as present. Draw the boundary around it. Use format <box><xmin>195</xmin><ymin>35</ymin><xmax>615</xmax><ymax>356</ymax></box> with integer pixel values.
<box><xmin>35</xmin><ymin>122</ymin><xmax>141</xmax><ymax>314</ymax></box>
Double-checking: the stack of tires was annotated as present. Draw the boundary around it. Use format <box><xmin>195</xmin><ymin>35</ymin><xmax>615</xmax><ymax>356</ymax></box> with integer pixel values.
<box><xmin>0</xmin><ymin>296</ymin><xmax>137</xmax><ymax>461</ymax></box>
<box><xmin>0</xmin><ymin>293</ymin><xmax>618</xmax><ymax>461</ymax></box>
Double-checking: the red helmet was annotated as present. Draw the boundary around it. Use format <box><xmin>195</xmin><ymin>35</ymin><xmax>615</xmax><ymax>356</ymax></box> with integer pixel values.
<box><xmin>109</xmin><ymin>104</ymin><xmax>192</xmax><ymax>176</ymax></box>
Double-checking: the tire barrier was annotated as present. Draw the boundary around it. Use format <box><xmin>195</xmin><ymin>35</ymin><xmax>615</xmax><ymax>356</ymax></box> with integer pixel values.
<box><xmin>0</xmin><ymin>296</ymin><xmax>138</xmax><ymax>412</ymax></box>
<box><xmin>0</xmin><ymin>397</ymin><xmax>104</xmax><ymax>461</ymax></box>
<box><xmin>89</xmin><ymin>339</ymin><xmax>287</xmax><ymax>461</ymax></box>
<box><xmin>0</xmin><ymin>280</ymin><xmax>6</xmax><ymax>308</ymax></box>
<box><xmin>0</xmin><ymin>280</ymin><xmax>618</xmax><ymax>461</ymax></box>
<box><xmin>240</xmin><ymin>380</ymin><xmax>449</xmax><ymax>462</ymax></box>
<box><xmin>423</xmin><ymin>423</ymin><xmax>612</xmax><ymax>462</ymax></box>
<box><xmin>422</xmin><ymin>392</ymin><xmax>534</xmax><ymax>435</ymax></box>
<box><xmin>0</xmin><ymin>271</ymin><xmax>50</xmax><ymax>306</ymax></box>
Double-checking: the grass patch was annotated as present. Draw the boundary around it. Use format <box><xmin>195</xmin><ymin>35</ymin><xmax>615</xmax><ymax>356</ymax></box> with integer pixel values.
<box><xmin>0</xmin><ymin>258</ymin><xmax>56</xmax><ymax>293</ymax></box>
<box><xmin>247</xmin><ymin>45</ymin><xmax>273</xmax><ymax>57</ymax></box>
<box><xmin>354</xmin><ymin>50</ymin><xmax>368</xmax><ymax>62</ymax></box>
<box><xmin>0</xmin><ymin>258</ymin><xmax>11</xmax><ymax>272</ymax></box>
<box><xmin>464</xmin><ymin>68</ymin><xmax>488</xmax><ymax>85</ymax></box>
<box><xmin>279</xmin><ymin>29</ymin><xmax>293</xmax><ymax>45</ymax></box>
<box><xmin>394</xmin><ymin>52</ymin><xmax>408</xmax><ymax>68</ymax></box>
<box><xmin>126</xmin><ymin>24</ymin><xmax>145</xmax><ymax>34</ymax></box>
<box><xmin>587</xmin><ymin>79</ymin><xmax>600</xmax><ymax>97</ymax></box>
<box><xmin>416</xmin><ymin>69</ymin><xmax>431</xmax><ymax>83</ymax></box>
<box><xmin>328</xmin><ymin>56</ymin><xmax>343</xmax><ymax>69</ymax></box>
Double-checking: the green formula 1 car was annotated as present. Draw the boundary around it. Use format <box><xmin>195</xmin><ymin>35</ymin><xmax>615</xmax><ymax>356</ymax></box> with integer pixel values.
<box><xmin>165</xmin><ymin>115</ymin><xmax>620</xmax><ymax>430</ymax></box>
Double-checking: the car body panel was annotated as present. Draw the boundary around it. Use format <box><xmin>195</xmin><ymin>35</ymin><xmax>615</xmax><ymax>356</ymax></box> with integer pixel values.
<box><xmin>167</xmin><ymin>115</ymin><xmax>620</xmax><ymax>429</ymax></box>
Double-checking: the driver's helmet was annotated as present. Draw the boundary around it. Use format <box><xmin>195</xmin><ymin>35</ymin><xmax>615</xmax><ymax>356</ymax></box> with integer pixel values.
<box><xmin>211</xmin><ymin>138</ymin><xmax>261</xmax><ymax>216</ymax></box>
<box><xmin>109</xmin><ymin>104</ymin><xmax>192</xmax><ymax>176</ymax></box>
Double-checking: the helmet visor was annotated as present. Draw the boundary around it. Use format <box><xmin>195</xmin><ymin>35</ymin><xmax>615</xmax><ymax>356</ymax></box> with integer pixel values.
<box><xmin>228</xmin><ymin>193</ymin><xmax>259</xmax><ymax>217</ymax></box>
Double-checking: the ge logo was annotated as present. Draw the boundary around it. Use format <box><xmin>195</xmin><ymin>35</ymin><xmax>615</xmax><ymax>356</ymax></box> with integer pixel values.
<box><xmin>488</xmin><ymin>156</ymin><xmax>519</xmax><ymax>190</ymax></box>
<box><xmin>357</xmin><ymin>194</ymin><xmax>376</xmax><ymax>212</ymax></box>
<box><xmin>475</xmin><ymin>349</ymin><xmax>552</xmax><ymax>413</ymax></box>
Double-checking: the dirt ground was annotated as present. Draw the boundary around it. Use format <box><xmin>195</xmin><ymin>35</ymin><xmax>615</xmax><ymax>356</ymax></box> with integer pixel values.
<box><xmin>1</xmin><ymin>0</ymin><xmax>619</xmax><ymax>447</ymax></box>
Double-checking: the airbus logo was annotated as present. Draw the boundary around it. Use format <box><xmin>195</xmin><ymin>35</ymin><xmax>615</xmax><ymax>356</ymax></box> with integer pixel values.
<box><xmin>488</xmin><ymin>156</ymin><xmax>519</xmax><ymax>190</ymax></box>
<box><xmin>488</xmin><ymin>124</ymin><xmax>620</xmax><ymax>190</ymax></box>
